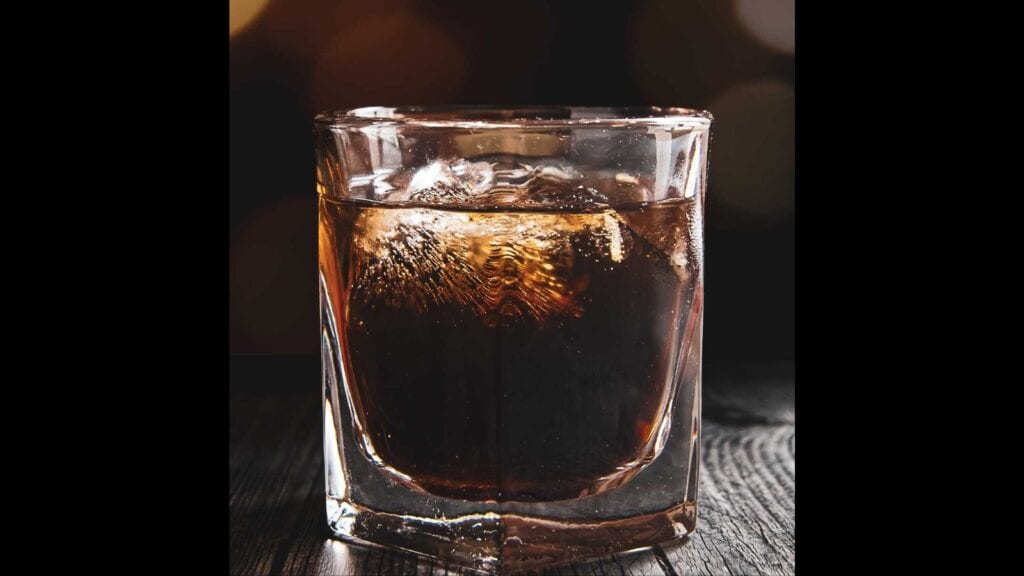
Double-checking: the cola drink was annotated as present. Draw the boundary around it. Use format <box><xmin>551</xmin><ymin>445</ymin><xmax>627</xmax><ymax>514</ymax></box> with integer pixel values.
<box><xmin>319</xmin><ymin>173</ymin><xmax>701</xmax><ymax>502</ymax></box>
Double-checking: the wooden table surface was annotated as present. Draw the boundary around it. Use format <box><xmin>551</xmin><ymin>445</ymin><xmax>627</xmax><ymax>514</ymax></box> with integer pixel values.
<box><xmin>230</xmin><ymin>357</ymin><xmax>794</xmax><ymax>575</ymax></box>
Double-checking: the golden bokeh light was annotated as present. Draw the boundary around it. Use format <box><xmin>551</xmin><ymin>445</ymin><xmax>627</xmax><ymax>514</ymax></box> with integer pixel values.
<box><xmin>230</xmin><ymin>0</ymin><xmax>271</xmax><ymax>38</ymax></box>
<box><xmin>260</xmin><ymin>0</ymin><xmax>413</xmax><ymax>59</ymax></box>
<box><xmin>707</xmin><ymin>80</ymin><xmax>794</xmax><ymax>219</ymax></box>
<box><xmin>733</xmin><ymin>0</ymin><xmax>795</xmax><ymax>55</ymax></box>
<box><xmin>311</xmin><ymin>11</ymin><xmax>467</xmax><ymax>110</ymax></box>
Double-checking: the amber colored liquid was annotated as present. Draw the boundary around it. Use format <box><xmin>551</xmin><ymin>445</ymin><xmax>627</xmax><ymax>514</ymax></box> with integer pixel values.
<box><xmin>319</xmin><ymin>195</ymin><xmax>700</xmax><ymax>502</ymax></box>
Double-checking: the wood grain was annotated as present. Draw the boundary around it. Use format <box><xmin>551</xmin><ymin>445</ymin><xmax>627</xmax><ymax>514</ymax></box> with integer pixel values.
<box><xmin>230</xmin><ymin>357</ymin><xmax>794</xmax><ymax>575</ymax></box>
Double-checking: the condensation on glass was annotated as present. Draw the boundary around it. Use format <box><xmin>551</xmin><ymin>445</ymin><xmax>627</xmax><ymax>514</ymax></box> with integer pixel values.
<box><xmin>317</xmin><ymin>106</ymin><xmax>711</xmax><ymax>573</ymax></box>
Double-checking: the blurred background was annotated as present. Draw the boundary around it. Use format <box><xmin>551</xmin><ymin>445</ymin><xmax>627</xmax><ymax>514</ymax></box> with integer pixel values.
<box><xmin>230</xmin><ymin>0</ymin><xmax>794</xmax><ymax>382</ymax></box>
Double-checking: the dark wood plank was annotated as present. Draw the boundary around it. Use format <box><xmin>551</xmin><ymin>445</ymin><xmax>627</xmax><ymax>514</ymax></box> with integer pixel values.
<box><xmin>658</xmin><ymin>422</ymin><xmax>794</xmax><ymax>576</ymax></box>
<box><xmin>230</xmin><ymin>357</ymin><xmax>794</xmax><ymax>575</ymax></box>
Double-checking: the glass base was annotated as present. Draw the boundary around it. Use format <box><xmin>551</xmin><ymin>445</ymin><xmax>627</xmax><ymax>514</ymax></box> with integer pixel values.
<box><xmin>328</xmin><ymin>497</ymin><xmax>695</xmax><ymax>573</ymax></box>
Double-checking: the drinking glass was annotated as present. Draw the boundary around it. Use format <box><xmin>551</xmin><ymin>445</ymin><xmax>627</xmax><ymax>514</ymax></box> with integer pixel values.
<box><xmin>317</xmin><ymin>106</ymin><xmax>711</xmax><ymax>572</ymax></box>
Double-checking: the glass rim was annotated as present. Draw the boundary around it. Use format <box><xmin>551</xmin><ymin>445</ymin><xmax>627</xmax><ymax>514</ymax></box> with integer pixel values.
<box><xmin>315</xmin><ymin>105</ymin><xmax>712</xmax><ymax>130</ymax></box>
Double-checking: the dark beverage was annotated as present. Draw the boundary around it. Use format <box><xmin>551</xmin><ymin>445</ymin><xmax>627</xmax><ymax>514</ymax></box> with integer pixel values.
<box><xmin>318</xmin><ymin>107</ymin><xmax>710</xmax><ymax>571</ymax></box>
<box><xmin>319</xmin><ymin>192</ymin><xmax>701</xmax><ymax>502</ymax></box>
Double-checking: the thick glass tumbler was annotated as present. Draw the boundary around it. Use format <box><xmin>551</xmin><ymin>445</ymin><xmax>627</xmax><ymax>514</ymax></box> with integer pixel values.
<box><xmin>317</xmin><ymin>106</ymin><xmax>710</xmax><ymax>573</ymax></box>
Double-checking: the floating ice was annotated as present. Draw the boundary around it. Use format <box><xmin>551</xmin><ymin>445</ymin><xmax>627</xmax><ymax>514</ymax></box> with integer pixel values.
<box><xmin>401</xmin><ymin>159</ymin><xmax>608</xmax><ymax>209</ymax></box>
<box><xmin>403</xmin><ymin>159</ymin><xmax>494</xmax><ymax>203</ymax></box>
<box><xmin>351</xmin><ymin>206</ymin><xmax>626</xmax><ymax>323</ymax></box>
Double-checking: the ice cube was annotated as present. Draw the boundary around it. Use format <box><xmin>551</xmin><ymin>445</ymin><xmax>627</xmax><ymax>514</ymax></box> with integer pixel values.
<box><xmin>484</xmin><ymin>163</ymin><xmax>608</xmax><ymax>209</ymax></box>
<box><xmin>521</xmin><ymin>165</ymin><xmax>608</xmax><ymax>209</ymax></box>
<box><xmin>403</xmin><ymin>159</ymin><xmax>494</xmax><ymax>203</ymax></box>
<box><xmin>351</xmin><ymin>206</ymin><xmax>627</xmax><ymax>322</ymax></box>
<box><xmin>401</xmin><ymin>160</ymin><xmax>608</xmax><ymax>209</ymax></box>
